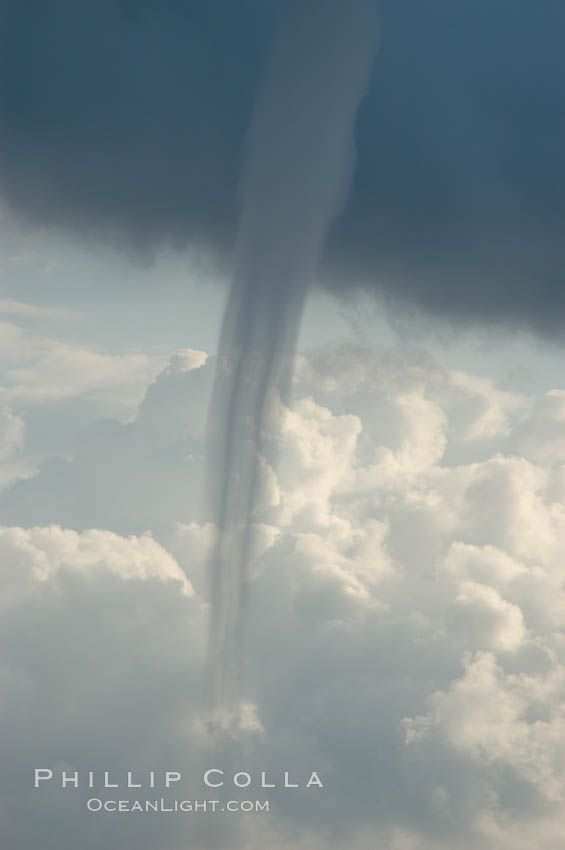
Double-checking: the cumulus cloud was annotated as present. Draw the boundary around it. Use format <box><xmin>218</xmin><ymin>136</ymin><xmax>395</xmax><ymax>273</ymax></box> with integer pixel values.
<box><xmin>0</xmin><ymin>315</ymin><xmax>168</xmax><ymax>483</ymax></box>
<box><xmin>0</xmin><ymin>319</ymin><xmax>163</xmax><ymax>410</ymax></box>
<box><xmin>0</xmin><ymin>524</ymin><xmax>209</xmax><ymax>850</ymax></box>
<box><xmin>3</xmin><ymin>343</ymin><xmax>565</xmax><ymax>848</ymax></box>
<box><xmin>0</xmin><ymin>346</ymin><xmax>211</xmax><ymax>533</ymax></box>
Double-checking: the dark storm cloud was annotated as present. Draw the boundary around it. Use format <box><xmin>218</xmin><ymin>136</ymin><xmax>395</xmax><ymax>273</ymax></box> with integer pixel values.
<box><xmin>1</xmin><ymin>0</ymin><xmax>565</xmax><ymax>333</ymax></box>
<box><xmin>0</xmin><ymin>0</ymin><xmax>275</xmax><ymax>248</ymax></box>
<box><xmin>327</xmin><ymin>0</ymin><xmax>565</xmax><ymax>336</ymax></box>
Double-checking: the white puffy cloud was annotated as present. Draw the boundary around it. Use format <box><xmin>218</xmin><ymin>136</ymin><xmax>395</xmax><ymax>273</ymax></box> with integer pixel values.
<box><xmin>3</xmin><ymin>343</ymin><xmax>565</xmax><ymax>848</ymax></box>
<box><xmin>0</xmin><ymin>524</ymin><xmax>208</xmax><ymax>850</ymax></box>
<box><xmin>0</xmin><ymin>312</ymin><xmax>174</xmax><ymax>500</ymax></box>
<box><xmin>405</xmin><ymin>650</ymin><xmax>565</xmax><ymax>802</ymax></box>
<box><xmin>0</xmin><ymin>317</ymin><xmax>165</xmax><ymax>427</ymax></box>
<box><xmin>1</xmin><ymin>335</ymin><xmax>162</xmax><ymax>409</ymax></box>
<box><xmin>0</xmin><ymin>524</ymin><xmax>193</xmax><ymax>593</ymax></box>
<box><xmin>0</xmin><ymin>347</ymin><xmax>211</xmax><ymax>533</ymax></box>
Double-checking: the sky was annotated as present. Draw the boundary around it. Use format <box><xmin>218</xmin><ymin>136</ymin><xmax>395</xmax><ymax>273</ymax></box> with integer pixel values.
<box><xmin>1</xmin><ymin>2</ymin><xmax>565</xmax><ymax>849</ymax></box>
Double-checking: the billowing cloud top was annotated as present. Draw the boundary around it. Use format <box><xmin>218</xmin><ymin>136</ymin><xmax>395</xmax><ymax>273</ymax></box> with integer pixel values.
<box><xmin>1</xmin><ymin>1</ymin><xmax>565</xmax><ymax>334</ymax></box>
<box><xmin>3</xmin><ymin>340</ymin><xmax>565</xmax><ymax>848</ymax></box>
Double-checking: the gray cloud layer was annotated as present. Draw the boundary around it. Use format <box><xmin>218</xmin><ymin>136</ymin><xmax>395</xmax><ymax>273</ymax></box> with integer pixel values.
<box><xmin>1</xmin><ymin>1</ymin><xmax>565</xmax><ymax>334</ymax></box>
